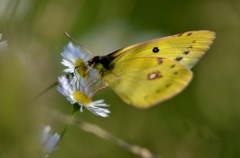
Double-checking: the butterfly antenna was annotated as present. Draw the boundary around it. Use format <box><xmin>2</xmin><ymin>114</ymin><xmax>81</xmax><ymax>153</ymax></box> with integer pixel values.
<box><xmin>64</xmin><ymin>32</ymin><xmax>94</xmax><ymax>56</ymax></box>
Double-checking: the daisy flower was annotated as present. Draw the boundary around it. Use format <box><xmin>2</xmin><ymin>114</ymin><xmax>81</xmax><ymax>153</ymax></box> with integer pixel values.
<box><xmin>61</xmin><ymin>42</ymin><xmax>97</xmax><ymax>79</ymax></box>
<box><xmin>41</xmin><ymin>125</ymin><xmax>60</xmax><ymax>154</ymax></box>
<box><xmin>57</xmin><ymin>75</ymin><xmax>110</xmax><ymax>117</ymax></box>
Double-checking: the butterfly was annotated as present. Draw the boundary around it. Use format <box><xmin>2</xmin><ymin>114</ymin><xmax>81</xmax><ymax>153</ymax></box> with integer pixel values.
<box><xmin>87</xmin><ymin>30</ymin><xmax>216</xmax><ymax>108</ymax></box>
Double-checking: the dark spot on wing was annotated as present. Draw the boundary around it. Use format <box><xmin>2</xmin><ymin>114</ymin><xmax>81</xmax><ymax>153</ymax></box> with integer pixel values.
<box><xmin>147</xmin><ymin>71</ymin><xmax>162</xmax><ymax>80</ymax></box>
<box><xmin>152</xmin><ymin>47</ymin><xmax>160</xmax><ymax>53</ymax></box>
<box><xmin>188</xmin><ymin>45</ymin><xmax>193</xmax><ymax>48</ymax></box>
<box><xmin>175</xmin><ymin>57</ymin><xmax>183</xmax><ymax>61</ymax></box>
<box><xmin>157</xmin><ymin>57</ymin><xmax>163</xmax><ymax>64</ymax></box>
<box><xmin>170</xmin><ymin>64</ymin><xmax>176</xmax><ymax>68</ymax></box>
<box><xmin>183</xmin><ymin>51</ymin><xmax>189</xmax><ymax>55</ymax></box>
<box><xmin>174</xmin><ymin>71</ymin><xmax>178</xmax><ymax>75</ymax></box>
<box><xmin>166</xmin><ymin>84</ymin><xmax>171</xmax><ymax>88</ymax></box>
<box><xmin>192</xmin><ymin>40</ymin><xmax>196</xmax><ymax>43</ymax></box>
<box><xmin>187</xmin><ymin>32</ymin><xmax>192</xmax><ymax>36</ymax></box>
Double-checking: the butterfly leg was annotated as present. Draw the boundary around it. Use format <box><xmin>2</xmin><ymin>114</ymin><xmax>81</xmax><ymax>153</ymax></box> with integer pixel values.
<box><xmin>90</xmin><ymin>81</ymin><xmax>108</xmax><ymax>98</ymax></box>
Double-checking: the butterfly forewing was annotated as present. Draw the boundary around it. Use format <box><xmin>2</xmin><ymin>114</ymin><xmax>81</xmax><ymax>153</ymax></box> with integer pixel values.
<box><xmin>111</xmin><ymin>30</ymin><xmax>215</xmax><ymax>69</ymax></box>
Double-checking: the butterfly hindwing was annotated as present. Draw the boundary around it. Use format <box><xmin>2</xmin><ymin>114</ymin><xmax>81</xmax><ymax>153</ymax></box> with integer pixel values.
<box><xmin>103</xmin><ymin>57</ymin><xmax>192</xmax><ymax>108</ymax></box>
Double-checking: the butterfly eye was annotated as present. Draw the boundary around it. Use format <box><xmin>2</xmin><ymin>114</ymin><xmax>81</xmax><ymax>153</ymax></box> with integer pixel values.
<box><xmin>88</xmin><ymin>56</ymin><xmax>99</xmax><ymax>66</ymax></box>
<box><xmin>88</xmin><ymin>59</ymin><xmax>93</xmax><ymax>66</ymax></box>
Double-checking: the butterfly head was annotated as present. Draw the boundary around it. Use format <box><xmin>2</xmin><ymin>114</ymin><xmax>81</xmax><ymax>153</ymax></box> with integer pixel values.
<box><xmin>88</xmin><ymin>56</ymin><xmax>100</xmax><ymax>67</ymax></box>
<box><xmin>88</xmin><ymin>55</ymin><xmax>115</xmax><ymax>72</ymax></box>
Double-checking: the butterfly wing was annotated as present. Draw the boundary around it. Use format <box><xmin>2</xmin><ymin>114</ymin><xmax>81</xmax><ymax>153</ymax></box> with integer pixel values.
<box><xmin>103</xmin><ymin>57</ymin><xmax>192</xmax><ymax>108</ymax></box>
<box><xmin>110</xmin><ymin>30</ymin><xmax>215</xmax><ymax>69</ymax></box>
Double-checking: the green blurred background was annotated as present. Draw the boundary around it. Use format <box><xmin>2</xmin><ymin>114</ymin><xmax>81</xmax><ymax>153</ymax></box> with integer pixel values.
<box><xmin>0</xmin><ymin>0</ymin><xmax>240</xmax><ymax>157</ymax></box>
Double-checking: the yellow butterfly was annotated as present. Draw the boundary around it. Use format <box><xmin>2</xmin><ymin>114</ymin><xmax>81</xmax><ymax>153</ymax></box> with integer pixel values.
<box><xmin>88</xmin><ymin>30</ymin><xmax>216</xmax><ymax>108</ymax></box>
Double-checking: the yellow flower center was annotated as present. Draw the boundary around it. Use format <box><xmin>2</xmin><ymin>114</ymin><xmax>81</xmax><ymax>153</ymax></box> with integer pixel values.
<box><xmin>73</xmin><ymin>91</ymin><xmax>91</xmax><ymax>105</ymax></box>
<box><xmin>74</xmin><ymin>59</ymin><xmax>88</xmax><ymax>78</ymax></box>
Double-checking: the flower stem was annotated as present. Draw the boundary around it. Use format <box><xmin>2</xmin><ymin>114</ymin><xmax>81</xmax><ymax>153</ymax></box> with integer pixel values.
<box><xmin>45</xmin><ymin>104</ymin><xmax>79</xmax><ymax>158</ymax></box>
<box><xmin>59</xmin><ymin>104</ymin><xmax>79</xmax><ymax>140</ymax></box>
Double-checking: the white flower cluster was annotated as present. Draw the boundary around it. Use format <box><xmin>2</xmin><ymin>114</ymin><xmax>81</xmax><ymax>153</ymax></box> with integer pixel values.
<box><xmin>57</xmin><ymin>43</ymin><xmax>110</xmax><ymax>117</ymax></box>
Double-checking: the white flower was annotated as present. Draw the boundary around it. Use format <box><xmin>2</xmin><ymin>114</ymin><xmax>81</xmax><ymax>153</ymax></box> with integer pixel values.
<box><xmin>60</xmin><ymin>42</ymin><xmax>103</xmax><ymax>94</ymax></box>
<box><xmin>84</xmin><ymin>99</ymin><xmax>110</xmax><ymax>117</ymax></box>
<box><xmin>41</xmin><ymin>125</ymin><xmax>60</xmax><ymax>154</ymax></box>
<box><xmin>61</xmin><ymin>42</ymin><xmax>92</xmax><ymax>74</ymax></box>
<box><xmin>57</xmin><ymin>75</ymin><xmax>110</xmax><ymax>117</ymax></box>
<box><xmin>0</xmin><ymin>34</ymin><xmax>7</xmax><ymax>51</ymax></box>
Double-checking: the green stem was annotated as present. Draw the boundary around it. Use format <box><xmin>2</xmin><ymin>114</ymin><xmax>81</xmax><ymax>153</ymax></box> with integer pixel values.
<box><xmin>45</xmin><ymin>104</ymin><xmax>79</xmax><ymax>158</ymax></box>
<box><xmin>59</xmin><ymin>104</ymin><xmax>79</xmax><ymax>140</ymax></box>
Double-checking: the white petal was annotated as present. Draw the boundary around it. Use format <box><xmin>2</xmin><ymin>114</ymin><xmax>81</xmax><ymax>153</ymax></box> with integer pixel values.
<box><xmin>85</xmin><ymin>105</ymin><xmax>110</xmax><ymax>117</ymax></box>
<box><xmin>44</xmin><ymin>133</ymin><xmax>60</xmax><ymax>153</ymax></box>
<box><xmin>41</xmin><ymin>125</ymin><xmax>51</xmax><ymax>144</ymax></box>
<box><xmin>91</xmin><ymin>100</ymin><xmax>108</xmax><ymax>107</ymax></box>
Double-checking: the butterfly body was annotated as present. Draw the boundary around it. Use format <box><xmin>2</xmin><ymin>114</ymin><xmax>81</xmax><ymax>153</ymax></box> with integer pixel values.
<box><xmin>88</xmin><ymin>30</ymin><xmax>216</xmax><ymax>108</ymax></box>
